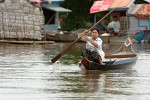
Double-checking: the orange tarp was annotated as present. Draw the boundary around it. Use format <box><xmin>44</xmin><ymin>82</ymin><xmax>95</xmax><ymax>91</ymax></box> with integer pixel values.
<box><xmin>134</xmin><ymin>4</ymin><xmax>150</xmax><ymax>18</ymax></box>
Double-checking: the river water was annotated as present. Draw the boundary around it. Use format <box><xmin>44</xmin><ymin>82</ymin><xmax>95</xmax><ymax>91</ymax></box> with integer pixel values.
<box><xmin>0</xmin><ymin>42</ymin><xmax>150</xmax><ymax>100</ymax></box>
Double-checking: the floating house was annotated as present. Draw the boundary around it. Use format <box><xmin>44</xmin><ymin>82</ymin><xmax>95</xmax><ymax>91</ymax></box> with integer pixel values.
<box><xmin>90</xmin><ymin>0</ymin><xmax>150</xmax><ymax>34</ymax></box>
<box><xmin>0</xmin><ymin>0</ymin><xmax>44</xmax><ymax>40</ymax></box>
<box><xmin>0</xmin><ymin>0</ymin><xmax>71</xmax><ymax>41</ymax></box>
<box><xmin>90</xmin><ymin>0</ymin><xmax>135</xmax><ymax>33</ymax></box>
<box><xmin>127</xmin><ymin>4</ymin><xmax>150</xmax><ymax>34</ymax></box>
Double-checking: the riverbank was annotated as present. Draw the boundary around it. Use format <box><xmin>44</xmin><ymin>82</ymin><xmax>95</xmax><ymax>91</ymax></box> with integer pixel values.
<box><xmin>0</xmin><ymin>40</ymin><xmax>55</xmax><ymax>44</ymax></box>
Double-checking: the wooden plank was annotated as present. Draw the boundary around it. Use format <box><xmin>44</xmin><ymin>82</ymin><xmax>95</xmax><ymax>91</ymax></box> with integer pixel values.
<box><xmin>105</xmin><ymin>54</ymin><xmax>136</xmax><ymax>58</ymax></box>
<box><xmin>0</xmin><ymin>40</ymin><xmax>55</xmax><ymax>44</ymax></box>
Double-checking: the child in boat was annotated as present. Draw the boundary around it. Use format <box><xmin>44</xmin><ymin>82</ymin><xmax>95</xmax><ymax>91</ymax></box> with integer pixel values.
<box><xmin>79</xmin><ymin>28</ymin><xmax>105</xmax><ymax>65</ymax></box>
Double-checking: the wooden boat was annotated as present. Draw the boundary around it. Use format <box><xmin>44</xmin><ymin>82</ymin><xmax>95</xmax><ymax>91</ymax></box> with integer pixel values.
<box><xmin>79</xmin><ymin>37</ymin><xmax>138</xmax><ymax>70</ymax></box>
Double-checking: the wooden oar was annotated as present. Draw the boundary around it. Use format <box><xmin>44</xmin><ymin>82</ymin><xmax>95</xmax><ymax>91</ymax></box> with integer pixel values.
<box><xmin>51</xmin><ymin>9</ymin><xmax>115</xmax><ymax>63</ymax></box>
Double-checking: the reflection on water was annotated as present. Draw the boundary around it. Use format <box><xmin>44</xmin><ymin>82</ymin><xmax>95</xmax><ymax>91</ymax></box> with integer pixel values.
<box><xmin>0</xmin><ymin>43</ymin><xmax>150</xmax><ymax>100</ymax></box>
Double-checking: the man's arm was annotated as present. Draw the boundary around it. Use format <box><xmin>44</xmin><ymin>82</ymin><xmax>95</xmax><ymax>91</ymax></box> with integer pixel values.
<box><xmin>84</xmin><ymin>36</ymin><xmax>99</xmax><ymax>48</ymax></box>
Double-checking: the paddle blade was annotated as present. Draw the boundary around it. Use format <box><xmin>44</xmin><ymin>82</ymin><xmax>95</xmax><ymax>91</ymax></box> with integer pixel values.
<box><xmin>51</xmin><ymin>53</ymin><xmax>62</xmax><ymax>63</ymax></box>
<box><xmin>51</xmin><ymin>39</ymin><xmax>79</xmax><ymax>63</ymax></box>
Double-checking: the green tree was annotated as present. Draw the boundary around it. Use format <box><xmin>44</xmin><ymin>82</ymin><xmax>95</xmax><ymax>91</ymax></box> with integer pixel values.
<box><xmin>60</xmin><ymin>0</ymin><xmax>95</xmax><ymax>31</ymax></box>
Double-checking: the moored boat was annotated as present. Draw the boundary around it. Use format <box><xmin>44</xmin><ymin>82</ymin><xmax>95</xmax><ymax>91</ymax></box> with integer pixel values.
<box><xmin>79</xmin><ymin>37</ymin><xmax>138</xmax><ymax>70</ymax></box>
<box><xmin>45</xmin><ymin>30</ymin><xmax>136</xmax><ymax>43</ymax></box>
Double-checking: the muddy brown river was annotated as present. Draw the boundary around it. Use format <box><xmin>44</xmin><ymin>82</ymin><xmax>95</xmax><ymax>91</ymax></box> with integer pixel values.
<box><xmin>0</xmin><ymin>42</ymin><xmax>150</xmax><ymax>100</ymax></box>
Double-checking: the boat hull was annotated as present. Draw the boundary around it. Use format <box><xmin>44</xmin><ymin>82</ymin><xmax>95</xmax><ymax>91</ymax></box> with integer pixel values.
<box><xmin>80</xmin><ymin>56</ymin><xmax>138</xmax><ymax>70</ymax></box>
<box><xmin>79</xmin><ymin>37</ymin><xmax>138</xmax><ymax>70</ymax></box>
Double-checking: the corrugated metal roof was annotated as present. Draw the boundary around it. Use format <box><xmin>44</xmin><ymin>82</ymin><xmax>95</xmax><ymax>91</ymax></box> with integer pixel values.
<box><xmin>42</xmin><ymin>6</ymin><xmax>71</xmax><ymax>12</ymax></box>
<box><xmin>47</xmin><ymin>0</ymin><xmax>64</xmax><ymax>4</ymax></box>
<box><xmin>127</xmin><ymin>4</ymin><xmax>142</xmax><ymax>15</ymax></box>
<box><xmin>50</xmin><ymin>0</ymin><xmax>64</xmax><ymax>1</ymax></box>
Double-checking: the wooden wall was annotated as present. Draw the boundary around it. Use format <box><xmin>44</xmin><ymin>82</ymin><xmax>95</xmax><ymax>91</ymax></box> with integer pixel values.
<box><xmin>0</xmin><ymin>0</ymin><xmax>44</xmax><ymax>40</ymax></box>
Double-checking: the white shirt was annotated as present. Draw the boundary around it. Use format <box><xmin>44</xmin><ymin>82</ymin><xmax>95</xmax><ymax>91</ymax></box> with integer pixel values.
<box><xmin>85</xmin><ymin>36</ymin><xmax>105</xmax><ymax>61</ymax></box>
<box><xmin>108</xmin><ymin>21</ymin><xmax>120</xmax><ymax>32</ymax></box>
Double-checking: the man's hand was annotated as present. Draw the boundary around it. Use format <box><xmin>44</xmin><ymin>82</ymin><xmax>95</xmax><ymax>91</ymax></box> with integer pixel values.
<box><xmin>82</xmin><ymin>36</ymin><xmax>90</xmax><ymax>41</ymax></box>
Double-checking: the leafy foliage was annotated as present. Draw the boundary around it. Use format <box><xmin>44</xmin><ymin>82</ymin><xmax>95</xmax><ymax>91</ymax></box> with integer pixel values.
<box><xmin>60</xmin><ymin>0</ymin><xmax>95</xmax><ymax>31</ymax></box>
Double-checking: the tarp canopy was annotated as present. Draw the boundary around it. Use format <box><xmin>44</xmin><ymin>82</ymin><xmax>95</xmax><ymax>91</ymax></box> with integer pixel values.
<box><xmin>134</xmin><ymin>4</ymin><xmax>150</xmax><ymax>18</ymax></box>
<box><xmin>90</xmin><ymin>0</ymin><xmax>134</xmax><ymax>14</ymax></box>
<box><xmin>33</xmin><ymin>0</ymin><xmax>65</xmax><ymax>4</ymax></box>
<box><xmin>90</xmin><ymin>0</ymin><xmax>113</xmax><ymax>13</ymax></box>
<box><xmin>49</xmin><ymin>0</ymin><xmax>64</xmax><ymax>4</ymax></box>
<box><xmin>128</xmin><ymin>4</ymin><xmax>143</xmax><ymax>15</ymax></box>
<box><xmin>128</xmin><ymin>4</ymin><xmax>150</xmax><ymax>18</ymax></box>
<box><xmin>110</xmin><ymin>0</ymin><xmax>131</xmax><ymax>8</ymax></box>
